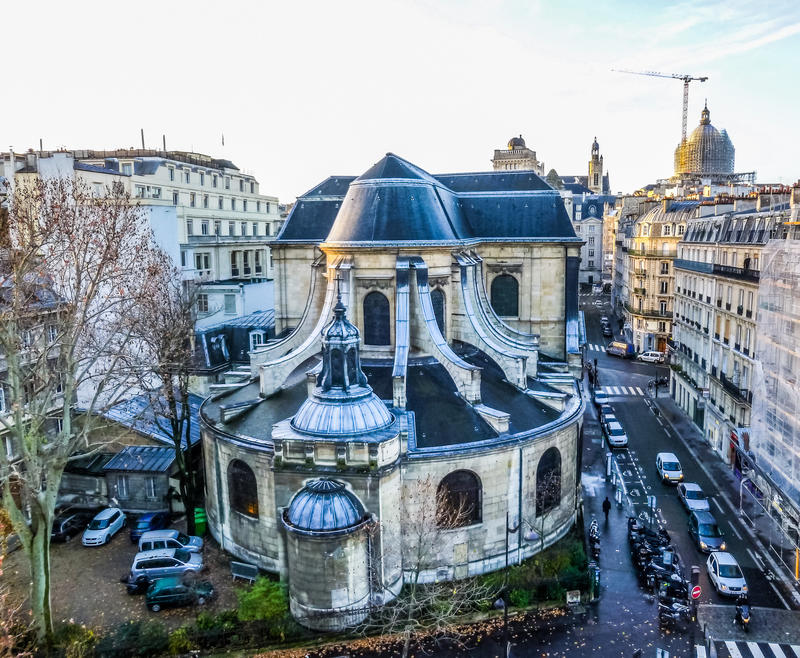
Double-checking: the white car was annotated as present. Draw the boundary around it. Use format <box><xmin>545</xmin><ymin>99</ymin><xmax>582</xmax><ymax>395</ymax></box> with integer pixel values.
<box><xmin>82</xmin><ymin>507</ymin><xmax>126</xmax><ymax>546</ymax></box>
<box><xmin>604</xmin><ymin>420</ymin><xmax>628</xmax><ymax>448</ymax></box>
<box><xmin>678</xmin><ymin>482</ymin><xmax>711</xmax><ymax>513</ymax></box>
<box><xmin>638</xmin><ymin>351</ymin><xmax>666</xmax><ymax>363</ymax></box>
<box><xmin>656</xmin><ymin>452</ymin><xmax>683</xmax><ymax>484</ymax></box>
<box><xmin>707</xmin><ymin>551</ymin><xmax>748</xmax><ymax>597</ymax></box>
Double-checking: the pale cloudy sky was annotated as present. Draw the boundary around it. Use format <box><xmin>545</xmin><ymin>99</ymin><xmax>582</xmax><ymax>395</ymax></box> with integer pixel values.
<box><xmin>6</xmin><ymin>0</ymin><xmax>799</xmax><ymax>200</ymax></box>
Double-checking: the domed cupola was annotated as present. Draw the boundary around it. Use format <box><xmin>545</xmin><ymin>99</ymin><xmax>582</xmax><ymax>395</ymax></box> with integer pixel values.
<box><xmin>284</xmin><ymin>477</ymin><xmax>367</xmax><ymax>534</ymax></box>
<box><xmin>508</xmin><ymin>134</ymin><xmax>526</xmax><ymax>149</ymax></box>
<box><xmin>289</xmin><ymin>291</ymin><xmax>394</xmax><ymax>437</ymax></box>
<box><xmin>674</xmin><ymin>102</ymin><xmax>735</xmax><ymax>177</ymax></box>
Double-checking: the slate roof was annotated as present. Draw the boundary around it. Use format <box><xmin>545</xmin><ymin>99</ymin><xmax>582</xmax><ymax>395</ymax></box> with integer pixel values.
<box><xmin>559</xmin><ymin>174</ymin><xmax>611</xmax><ymax>194</ymax></box>
<box><xmin>74</xmin><ymin>162</ymin><xmax>129</xmax><ymax>176</ymax></box>
<box><xmin>200</xmin><ymin>309</ymin><xmax>275</xmax><ymax>332</ymax></box>
<box><xmin>276</xmin><ymin>153</ymin><xmax>576</xmax><ymax>245</ymax></box>
<box><xmin>103</xmin><ymin>393</ymin><xmax>203</xmax><ymax>450</ymax></box>
<box><xmin>104</xmin><ymin>445</ymin><xmax>175</xmax><ymax>473</ymax></box>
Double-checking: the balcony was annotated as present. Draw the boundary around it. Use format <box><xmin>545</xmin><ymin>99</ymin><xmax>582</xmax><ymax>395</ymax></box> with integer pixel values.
<box><xmin>634</xmin><ymin>269</ymin><xmax>648</xmax><ymax>277</ymax></box>
<box><xmin>674</xmin><ymin>259</ymin><xmax>714</xmax><ymax>275</ymax></box>
<box><xmin>187</xmin><ymin>234</ymin><xmax>272</xmax><ymax>245</ymax></box>
<box><xmin>624</xmin><ymin>303</ymin><xmax>672</xmax><ymax>319</ymax></box>
<box><xmin>633</xmin><ymin>287</ymin><xmax>647</xmax><ymax>296</ymax></box>
<box><xmin>713</xmin><ymin>263</ymin><xmax>760</xmax><ymax>283</ymax></box>
<box><xmin>628</xmin><ymin>248</ymin><xmax>678</xmax><ymax>258</ymax></box>
<box><xmin>714</xmin><ymin>371</ymin><xmax>753</xmax><ymax>405</ymax></box>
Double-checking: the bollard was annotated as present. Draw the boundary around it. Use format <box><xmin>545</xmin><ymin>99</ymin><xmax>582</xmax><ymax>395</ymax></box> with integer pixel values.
<box><xmin>606</xmin><ymin>452</ymin><xmax>613</xmax><ymax>481</ymax></box>
<box><xmin>615</xmin><ymin>488</ymin><xmax>623</xmax><ymax>508</ymax></box>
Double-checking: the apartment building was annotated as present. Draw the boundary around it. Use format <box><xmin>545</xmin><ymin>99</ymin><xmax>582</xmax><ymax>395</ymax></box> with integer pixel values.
<box><xmin>1</xmin><ymin>148</ymin><xmax>283</xmax><ymax>329</ymax></box>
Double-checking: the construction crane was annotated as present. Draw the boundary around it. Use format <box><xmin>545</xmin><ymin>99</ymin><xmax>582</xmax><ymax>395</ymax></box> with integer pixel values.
<box><xmin>612</xmin><ymin>69</ymin><xmax>708</xmax><ymax>142</ymax></box>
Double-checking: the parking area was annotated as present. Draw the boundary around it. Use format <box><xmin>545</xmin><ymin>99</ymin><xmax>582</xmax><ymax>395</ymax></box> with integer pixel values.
<box><xmin>3</xmin><ymin>517</ymin><xmax>245</xmax><ymax>631</ymax></box>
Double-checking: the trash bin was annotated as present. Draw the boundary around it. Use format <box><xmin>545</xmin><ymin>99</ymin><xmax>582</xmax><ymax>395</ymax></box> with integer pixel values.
<box><xmin>194</xmin><ymin>507</ymin><xmax>207</xmax><ymax>537</ymax></box>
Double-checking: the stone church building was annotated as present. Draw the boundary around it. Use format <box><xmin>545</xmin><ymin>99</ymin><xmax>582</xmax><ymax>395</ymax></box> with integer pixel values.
<box><xmin>200</xmin><ymin>153</ymin><xmax>585</xmax><ymax>630</ymax></box>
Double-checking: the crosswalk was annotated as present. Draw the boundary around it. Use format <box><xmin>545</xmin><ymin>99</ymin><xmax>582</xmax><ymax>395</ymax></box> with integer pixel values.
<box><xmin>697</xmin><ymin>640</ymin><xmax>800</xmax><ymax>657</ymax></box>
<box><xmin>587</xmin><ymin>343</ymin><xmax>607</xmax><ymax>352</ymax></box>
<box><xmin>596</xmin><ymin>385</ymin><xmax>646</xmax><ymax>397</ymax></box>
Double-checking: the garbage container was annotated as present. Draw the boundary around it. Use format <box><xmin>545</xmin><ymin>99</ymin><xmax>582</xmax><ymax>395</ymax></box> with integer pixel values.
<box><xmin>194</xmin><ymin>507</ymin><xmax>207</xmax><ymax>537</ymax></box>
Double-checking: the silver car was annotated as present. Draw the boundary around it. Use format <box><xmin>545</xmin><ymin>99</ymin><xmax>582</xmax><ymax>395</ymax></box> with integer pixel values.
<box><xmin>678</xmin><ymin>483</ymin><xmax>711</xmax><ymax>513</ymax></box>
<box><xmin>82</xmin><ymin>507</ymin><xmax>126</xmax><ymax>546</ymax></box>
<box><xmin>139</xmin><ymin>529</ymin><xmax>204</xmax><ymax>553</ymax></box>
<box><xmin>129</xmin><ymin>548</ymin><xmax>203</xmax><ymax>582</ymax></box>
<box><xmin>707</xmin><ymin>551</ymin><xmax>748</xmax><ymax>597</ymax></box>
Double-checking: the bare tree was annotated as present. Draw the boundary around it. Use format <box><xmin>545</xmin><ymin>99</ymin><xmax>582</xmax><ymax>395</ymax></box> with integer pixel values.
<box><xmin>526</xmin><ymin>467</ymin><xmax>563</xmax><ymax>576</ymax></box>
<box><xmin>0</xmin><ymin>177</ymin><xmax>161</xmax><ymax>643</ymax></box>
<box><xmin>126</xmin><ymin>261</ymin><xmax>201</xmax><ymax>533</ymax></box>
<box><xmin>360</xmin><ymin>476</ymin><xmax>496</xmax><ymax>655</ymax></box>
<box><xmin>0</xmin><ymin>510</ymin><xmax>32</xmax><ymax>657</ymax></box>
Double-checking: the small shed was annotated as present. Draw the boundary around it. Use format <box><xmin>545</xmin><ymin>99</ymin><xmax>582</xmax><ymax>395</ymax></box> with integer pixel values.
<box><xmin>103</xmin><ymin>446</ymin><xmax>177</xmax><ymax>514</ymax></box>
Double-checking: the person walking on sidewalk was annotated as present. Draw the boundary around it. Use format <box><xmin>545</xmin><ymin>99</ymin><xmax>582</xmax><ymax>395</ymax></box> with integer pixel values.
<box><xmin>602</xmin><ymin>496</ymin><xmax>611</xmax><ymax>522</ymax></box>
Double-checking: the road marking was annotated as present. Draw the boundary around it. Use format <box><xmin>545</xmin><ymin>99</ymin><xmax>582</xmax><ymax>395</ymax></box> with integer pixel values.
<box><xmin>635</xmin><ymin>386</ymin><xmax>644</xmax><ymax>395</ymax></box>
<box><xmin>725</xmin><ymin>641</ymin><xmax>743</xmax><ymax>658</ymax></box>
<box><xmin>609</xmin><ymin>386</ymin><xmax>620</xmax><ymax>394</ymax></box>
<box><xmin>792</xmin><ymin>645</ymin><xmax>800</xmax><ymax>658</ymax></box>
<box><xmin>769</xmin><ymin>644</ymin><xmax>787</xmax><ymax>658</ymax></box>
<box><xmin>728</xmin><ymin>522</ymin><xmax>743</xmax><ymax>540</ymax></box>
<box><xmin>695</xmin><ymin>646</ymin><xmax>706</xmax><ymax>658</ymax></box>
<box><xmin>768</xmin><ymin>579</ymin><xmax>791</xmax><ymax>610</ymax></box>
<box><xmin>656</xmin><ymin>417</ymin><xmax>664</xmax><ymax>426</ymax></box>
<box><xmin>747</xmin><ymin>643</ymin><xmax>766</xmax><ymax>658</ymax></box>
<box><xmin>747</xmin><ymin>547</ymin><xmax>765</xmax><ymax>571</ymax></box>
<box><xmin>711</xmin><ymin>497</ymin><xmax>725</xmax><ymax>514</ymax></box>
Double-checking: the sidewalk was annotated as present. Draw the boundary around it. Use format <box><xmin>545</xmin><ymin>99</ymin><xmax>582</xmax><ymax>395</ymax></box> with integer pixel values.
<box><xmin>698</xmin><ymin>604</ymin><xmax>800</xmax><ymax>645</ymax></box>
<box><xmin>652</xmin><ymin>393</ymin><xmax>800</xmax><ymax>608</ymax></box>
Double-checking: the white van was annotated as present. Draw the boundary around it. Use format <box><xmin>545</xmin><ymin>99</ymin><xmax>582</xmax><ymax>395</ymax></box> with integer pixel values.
<box><xmin>138</xmin><ymin>529</ymin><xmax>203</xmax><ymax>553</ymax></box>
<box><xmin>639</xmin><ymin>351</ymin><xmax>665</xmax><ymax>363</ymax></box>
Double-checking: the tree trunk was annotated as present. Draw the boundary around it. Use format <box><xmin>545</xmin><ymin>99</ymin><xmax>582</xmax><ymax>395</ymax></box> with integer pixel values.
<box><xmin>28</xmin><ymin>515</ymin><xmax>53</xmax><ymax>645</ymax></box>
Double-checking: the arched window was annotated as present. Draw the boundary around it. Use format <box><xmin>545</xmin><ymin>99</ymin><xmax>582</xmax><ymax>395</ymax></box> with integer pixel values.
<box><xmin>431</xmin><ymin>288</ymin><xmax>445</xmax><ymax>336</ymax></box>
<box><xmin>437</xmin><ymin>470</ymin><xmax>481</xmax><ymax>528</ymax></box>
<box><xmin>228</xmin><ymin>459</ymin><xmax>259</xmax><ymax>518</ymax></box>
<box><xmin>536</xmin><ymin>448</ymin><xmax>561</xmax><ymax>517</ymax></box>
<box><xmin>330</xmin><ymin>347</ymin><xmax>344</xmax><ymax>387</ymax></box>
<box><xmin>363</xmin><ymin>291</ymin><xmax>390</xmax><ymax>345</ymax></box>
<box><xmin>490</xmin><ymin>275</ymin><xmax>519</xmax><ymax>317</ymax></box>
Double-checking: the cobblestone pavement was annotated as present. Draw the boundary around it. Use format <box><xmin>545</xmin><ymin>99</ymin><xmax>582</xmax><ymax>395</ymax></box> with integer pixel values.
<box><xmin>3</xmin><ymin>517</ymin><xmax>244</xmax><ymax>632</ymax></box>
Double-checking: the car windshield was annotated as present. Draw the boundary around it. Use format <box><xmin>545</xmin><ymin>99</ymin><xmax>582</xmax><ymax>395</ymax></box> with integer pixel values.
<box><xmin>174</xmin><ymin>549</ymin><xmax>191</xmax><ymax>563</ymax></box>
<box><xmin>663</xmin><ymin>462</ymin><xmax>680</xmax><ymax>471</ymax></box>
<box><xmin>135</xmin><ymin>520</ymin><xmax>152</xmax><ymax>529</ymax></box>
<box><xmin>686</xmin><ymin>490</ymin><xmax>705</xmax><ymax>500</ymax></box>
<box><xmin>609</xmin><ymin>426</ymin><xmax>625</xmax><ymax>436</ymax></box>
<box><xmin>699</xmin><ymin>523</ymin><xmax>722</xmax><ymax>537</ymax></box>
<box><xmin>88</xmin><ymin>518</ymin><xmax>109</xmax><ymax>530</ymax></box>
<box><xmin>177</xmin><ymin>533</ymin><xmax>190</xmax><ymax>544</ymax></box>
<box><xmin>718</xmin><ymin>564</ymin><xmax>742</xmax><ymax>578</ymax></box>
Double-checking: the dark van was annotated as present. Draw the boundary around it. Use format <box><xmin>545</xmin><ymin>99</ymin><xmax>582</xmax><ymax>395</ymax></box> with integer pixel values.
<box><xmin>607</xmin><ymin>341</ymin><xmax>635</xmax><ymax>358</ymax></box>
<box><xmin>688</xmin><ymin>510</ymin><xmax>726</xmax><ymax>553</ymax></box>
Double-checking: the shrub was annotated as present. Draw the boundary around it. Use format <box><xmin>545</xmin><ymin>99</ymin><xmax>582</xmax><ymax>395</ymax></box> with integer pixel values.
<box><xmin>168</xmin><ymin>628</ymin><xmax>193</xmax><ymax>655</ymax></box>
<box><xmin>95</xmin><ymin>620</ymin><xmax>168</xmax><ymax>657</ymax></box>
<box><xmin>236</xmin><ymin>577</ymin><xmax>288</xmax><ymax>628</ymax></box>
<box><xmin>508</xmin><ymin>589</ymin><xmax>532</xmax><ymax>608</ymax></box>
<box><xmin>53</xmin><ymin>624</ymin><xmax>96</xmax><ymax>658</ymax></box>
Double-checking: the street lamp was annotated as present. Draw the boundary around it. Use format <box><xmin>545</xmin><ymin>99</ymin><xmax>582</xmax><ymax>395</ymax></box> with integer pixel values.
<box><xmin>504</xmin><ymin>511</ymin><xmax>540</xmax><ymax>570</ymax></box>
<box><xmin>493</xmin><ymin>596</ymin><xmax>510</xmax><ymax>658</ymax></box>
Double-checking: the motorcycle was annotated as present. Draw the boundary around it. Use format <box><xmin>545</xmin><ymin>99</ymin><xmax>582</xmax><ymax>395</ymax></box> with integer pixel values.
<box><xmin>735</xmin><ymin>596</ymin><xmax>751</xmax><ymax>633</ymax></box>
<box><xmin>658</xmin><ymin>600</ymin><xmax>691</xmax><ymax>627</ymax></box>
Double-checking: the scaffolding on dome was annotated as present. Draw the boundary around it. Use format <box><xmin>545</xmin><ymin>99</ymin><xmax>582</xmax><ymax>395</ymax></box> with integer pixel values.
<box><xmin>748</xmin><ymin>237</ymin><xmax>800</xmax><ymax>580</ymax></box>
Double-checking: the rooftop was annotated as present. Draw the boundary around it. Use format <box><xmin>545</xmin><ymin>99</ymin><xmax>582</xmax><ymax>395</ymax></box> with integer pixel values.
<box><xmin>104</xmin><ymin>445</ymin><xmax>175</xmax><ymax>473</ymax></box>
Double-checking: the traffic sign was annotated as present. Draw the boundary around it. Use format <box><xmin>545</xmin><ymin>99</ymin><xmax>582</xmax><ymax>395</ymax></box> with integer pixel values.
<box><xmin>691</xmin><ymin>585</ymin><xmax>701</xmax><ymax>599</ymax></box>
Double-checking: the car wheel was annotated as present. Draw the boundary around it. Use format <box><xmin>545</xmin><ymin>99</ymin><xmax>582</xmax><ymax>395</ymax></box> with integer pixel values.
<box><xmin>197</xmin><ymin>596</ymin><xmax>206</xmax><ymax>605</ymax></box>
<box><xmin>150</xmin><ymin>603</ymin><xmax>161</xmax><ymax>612</ymax></box>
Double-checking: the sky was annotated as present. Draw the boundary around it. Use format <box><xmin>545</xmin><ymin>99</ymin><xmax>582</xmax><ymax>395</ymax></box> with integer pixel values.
<box><xmin>5</xmin><ymin>0</ymin><xmax>800</xmax><ymax>201</ymax></box>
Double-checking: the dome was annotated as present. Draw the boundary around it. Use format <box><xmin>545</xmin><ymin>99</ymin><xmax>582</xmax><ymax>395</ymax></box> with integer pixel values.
<box><xmin>285</xmin><ymin>478</ymin><xmax>366</xmax><ymax>533</ymax></box>
<box><xmin>674</xmin><ymin>104</ymin><xmax>734</xmax><ymax>176</ymax></box>
<box><xmin>290</xmin><ymin>387</ymin><xmax>394</xmax><ymax>436</ymax></box>
<box><xmin>508</xmin><ymin>135</ymin><xmax>526</xmax><ymax>149</ymax></box>
<box><xmin>325</xmin><ymin>153</ymin><xmax>470</xmax><ymax>244</ymax></box>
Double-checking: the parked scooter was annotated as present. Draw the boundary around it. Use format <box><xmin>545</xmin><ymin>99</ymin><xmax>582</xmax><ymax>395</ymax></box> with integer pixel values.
<box><xmin>735</xmin><ymin>595</ymin><xmax>751</xmax><ymax>633</ymax></box>
<box><xmin>658</xmin><ymin>599</ymin><xmax>692</xmax><ymax>627</ymax></box>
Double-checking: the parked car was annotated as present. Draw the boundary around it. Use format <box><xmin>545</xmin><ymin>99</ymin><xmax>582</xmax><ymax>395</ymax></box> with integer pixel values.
<box><xmin>129</xmin><ymin>548</ymin><xmax>203</xmax><ymax>582</ymax></box>
<box><xmin>656</xmin><ymin>452</ymin><xmax>683</xmax><ymax>484</ymax></box>
<box><xmin>139</xmin><ymin>529</ymin><xmax>204</xmax><ymax>553</ymax></box>
<box><xmin>598</xmin><ymin>404</ymin><xmax>616</xmax><ymax>425</ymax></box>
<box><xmin>130</xmin><ymin>512</ymin><xmax>171</xmax><ymax>543</ymax></box>
<box><xmin>604</xmin><ymin>420</ymin><xmax>628</xmax><ymax>448</ymax></box>
<box><xmin>707</xmin><ymin>552</ymin><xmax>747</xmax><ymax>597</ymax></box>
<box><xmin>146</xmin><ymin>576</ymin><xmax>214</xmax><ymax>612</ymax></box>
<box><xmin>82</xmin><ymin>508</ymin><xmax>126</xmax><ymax>546</ymax></box>
<box><xmin>678</xmin><ymin>483</ymin><xmax>711</xmax><ymax>513</ymax></box>
<box><xmin>607</xmin><ymin>341</ymin><xmax>636</xmax><ymax>358</ymax></box>
<box><xmin>593</xmin><ymin>389</ymin><xmax>610</xmax><ymax>407</ymax></box>
<box><xmin>602</xmin><ymin>325</ymin><xmax>613</xmax><ymax>337</ymax></box>
<box><xmin>51</xmin><ymin>510</ymin><xmax>95</xmax><ymax>543</ymax></box>
<box><xmin>638</xmin><ymin>351</ymin><xmax>666</xmax><ymax>363</ymax></box>
<box><xmin>688</xmin><ymin>510</ymin><xmax>726</xmax><ymax>552</ymax></box>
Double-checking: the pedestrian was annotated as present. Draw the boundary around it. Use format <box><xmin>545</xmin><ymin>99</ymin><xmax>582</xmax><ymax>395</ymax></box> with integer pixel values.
<box><xmin>602</xmin><ymin>496</ymin><xmax>611</xmax><ymax>522</ymax></box>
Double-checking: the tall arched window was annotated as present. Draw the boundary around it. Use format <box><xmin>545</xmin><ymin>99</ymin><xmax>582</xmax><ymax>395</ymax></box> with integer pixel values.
<box><xmin>363</xmin><ymin>291</ymin><xmax>390</xmax><ymax>345</ymax></box>
<box><xmin>228</xmin><ymin>459</ymin><xmax>259</xmax><ymax>518</ymax></box>
<box><xmin>536</xmin><ymin>447</ymin><xmax>561</xmax><ymax>517</ymax></box>
<box><xmin>437</xmin><ymin>470</ymin><xmax>482</xmax><ymax>528</ymax></box>
<box><xmin>431</xmin><ymin>288</ymin><xmax>445</xmax><ymax>336</ymax></box>
<box><xmin>490</xmin><ymin>275</ymin><xmax>519</xmax><ymax>317</ymax></box>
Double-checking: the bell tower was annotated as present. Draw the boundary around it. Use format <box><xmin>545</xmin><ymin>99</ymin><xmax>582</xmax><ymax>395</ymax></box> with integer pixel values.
<box><xmin>588</xmin><ymin>137</ymin><xmax>603</xmax><ymax>193</ymax></box>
